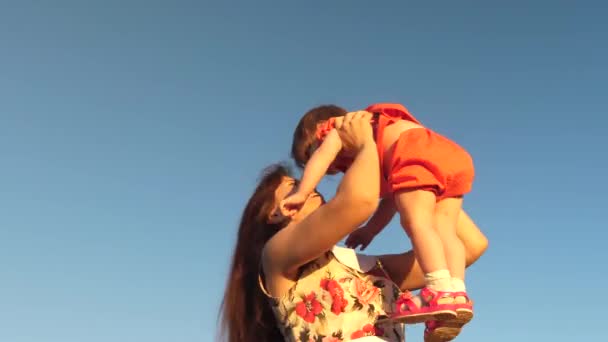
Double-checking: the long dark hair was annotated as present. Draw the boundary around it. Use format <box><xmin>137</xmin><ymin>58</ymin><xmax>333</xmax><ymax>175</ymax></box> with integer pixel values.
<box><xmin>219</xmin><ymin>164</ymin><xmax>291</xmax><ymax>342</ymax></box>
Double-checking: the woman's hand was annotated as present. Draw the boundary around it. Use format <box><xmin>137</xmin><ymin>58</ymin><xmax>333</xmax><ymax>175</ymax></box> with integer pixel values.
<box><xmin>334</xmin><ymin>111</ymin><xmax>374</xmax><ymax>156</ymax></box>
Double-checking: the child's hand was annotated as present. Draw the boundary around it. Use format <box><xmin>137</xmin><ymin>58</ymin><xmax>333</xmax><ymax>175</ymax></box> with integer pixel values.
<box><xmin>344</xmin><ymin>226</ymin><xmax>378</xmax><ymax>251</ymax></box>
<box><xmin>280</xmin><ymin>192</ymin><xmax>309</xmax><ymax>215</ymax></box>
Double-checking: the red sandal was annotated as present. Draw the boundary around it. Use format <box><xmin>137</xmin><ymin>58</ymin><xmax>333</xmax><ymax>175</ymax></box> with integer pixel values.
<box><xmin>424</xmin><ymin>292</ymin><xmax>474</xmax><ymax>342</ymax></box>
<box><xmin>388</xmin><ymin>287</ymin><xmax>457</xmax><ymax>324</ymax></box>
<box><xmin>424</xmin><ymin>320</ymin><xmax>462</xmax><ymax>342</ymax></box>
<box><xmin>452</xmin><ymin>291</ymin><xmax>474</xmax><ymax>323</ymax></box>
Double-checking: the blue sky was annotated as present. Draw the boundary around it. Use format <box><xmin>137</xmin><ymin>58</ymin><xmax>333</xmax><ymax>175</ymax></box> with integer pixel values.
<box><xmin>0</xmin><ymin>1</ymin><xmax>606</xmax><ymax>341</ymax></box>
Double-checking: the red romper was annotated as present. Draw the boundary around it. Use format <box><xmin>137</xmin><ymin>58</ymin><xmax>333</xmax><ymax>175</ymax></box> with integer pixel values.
<box><xmin>315</xmin><ymin>103</ymin><xmax>475</xmax><ymax>200</ymax></box>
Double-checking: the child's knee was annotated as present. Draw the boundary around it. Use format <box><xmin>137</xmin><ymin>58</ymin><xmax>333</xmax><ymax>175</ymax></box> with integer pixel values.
<box><xmin>434</xmin><ymin>215</ymin><xmax>457</xmax><ymax>234</ymax></box>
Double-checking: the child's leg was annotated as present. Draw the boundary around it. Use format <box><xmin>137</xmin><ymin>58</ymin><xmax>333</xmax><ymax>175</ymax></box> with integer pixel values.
<box><xmin>427</xmin><ymin>197</ymin><xmax>473</xmax><ymax>341</ymax></box>
<box><xmin>393</xmin><ymin>189</ymin><xmax>451</xmax><ymax>292</ymax></box>
<box><xmin>434</xmin><ymin>197</ymin><xmax>467</xmax><ymax>298</ymax></box>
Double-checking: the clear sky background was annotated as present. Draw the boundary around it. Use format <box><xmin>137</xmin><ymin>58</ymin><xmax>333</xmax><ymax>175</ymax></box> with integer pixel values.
<box><xmin>1</xmin><ymin>1</ymin><xmax>606</xmax><ymax>341</ymax></box>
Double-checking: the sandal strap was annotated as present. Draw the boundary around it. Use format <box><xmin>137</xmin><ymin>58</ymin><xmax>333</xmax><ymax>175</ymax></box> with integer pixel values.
<box><xmin>452</xmin><ymin>291</ymin><xmax>472</xmax><ymax>304</ymax></box>
<box><xmin>394</xmin><ymin>291</ymin><xmax>421</xmax><ymax>314</ymax></box>
<box><xmin>420</xmin><ymin>287</ymin><xmax>454</xmax><ymax>307</ymax></box>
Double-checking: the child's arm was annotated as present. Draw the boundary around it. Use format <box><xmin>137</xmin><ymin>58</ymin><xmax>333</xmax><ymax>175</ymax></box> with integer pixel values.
<box><xmin>298</xmin><ymin>129</ymin><xmax>343</xmax><ymax>194</ymax></box>
<box><xmin>282</xmin><ymin>129</ymin><xmax>343</xmax><ymax>211</ymax></box>
<box><xmin>344</xmin><ymin>197</ymin><xmax>396</xmax><ymax>250</ymax></box>
<box><xmin>364</xmin><ymin>197</ymin><xmax>397</xmax><ymax>234</ymax></box>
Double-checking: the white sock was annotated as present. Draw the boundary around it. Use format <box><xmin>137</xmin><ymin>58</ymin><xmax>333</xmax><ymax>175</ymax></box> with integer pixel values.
<box><xmin>424</xmin><ymin>269</ymin><xmax>452</xmax><ymax>291</ymax></box>
<box><xmin>451</xmin><ymin>277</ymin><xmax>466</xmax><ymax>292</ymax></box>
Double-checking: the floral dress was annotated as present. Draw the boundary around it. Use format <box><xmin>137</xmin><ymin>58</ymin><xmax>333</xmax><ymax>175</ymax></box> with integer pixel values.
<box><xmin>260</xmin><ymin>246</ymin><xmax>405</xmax><ymax>342</ymax></box>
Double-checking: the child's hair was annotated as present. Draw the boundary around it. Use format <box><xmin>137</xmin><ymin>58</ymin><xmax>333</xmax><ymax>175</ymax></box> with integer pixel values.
<box><xmin>291</xmin><ymin>105</ymin><xmax>348</xmax><ymax>168</ymax></box>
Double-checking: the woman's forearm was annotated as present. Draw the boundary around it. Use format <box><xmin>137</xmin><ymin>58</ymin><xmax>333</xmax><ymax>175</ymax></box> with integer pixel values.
<box><xmin>335</xmin><ymin>141</ymin><xmax>379</xmax><ymax>213</ymax></box>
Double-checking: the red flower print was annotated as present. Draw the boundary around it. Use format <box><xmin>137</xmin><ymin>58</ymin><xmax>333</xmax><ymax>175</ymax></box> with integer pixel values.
<box><xmin>321</xmin><ymin>279</ymin><xmax>342</xmax><ymax>295</ymax></box>
<box><xmin>295</xmin><ymin>292</ymin><xmax>323</xmax><ymax>323</ymax></box>
<box><xmin>322</xmin><ymin>337</ymin><xmax>341</xmax><ymax>342</ymax></box>
<box><xmin>320</xmin><ymin>279</ymin><xmax>348</xmax><ymax>315</ymax></box>
<box><xmin>350</xmin><ymin>324</ymin><xmax>375</xmax><ymax>339</ymax></box>
<box><xmin>350</xmin><ymin>324</ymin><xmax>382</xmax><ymax>339</ymax></box>
<box><xmin>330</xmin><ymin>293</ymin><xmax>348</xmax><ymax>315</ymax></box>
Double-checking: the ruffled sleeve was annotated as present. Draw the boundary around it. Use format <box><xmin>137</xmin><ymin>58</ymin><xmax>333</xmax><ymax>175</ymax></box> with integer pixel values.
<box><xmin>365</xmin><ymin>103</ymin><xmax>422</xmax><ymax>125</ymax></box>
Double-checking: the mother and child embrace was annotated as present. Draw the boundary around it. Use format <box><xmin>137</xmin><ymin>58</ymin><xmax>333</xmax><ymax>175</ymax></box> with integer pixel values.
<box><xmin>221</xmin><ymin>103</ymin><xmax>488</xmax><ymax>342</ymax></box>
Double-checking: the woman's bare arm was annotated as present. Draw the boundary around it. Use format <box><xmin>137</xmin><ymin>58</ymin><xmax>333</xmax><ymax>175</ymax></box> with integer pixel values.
<box><xmin>264</xmin><ymin>112</ymin><xmax>379</xmax><ymax>276</ymax></box>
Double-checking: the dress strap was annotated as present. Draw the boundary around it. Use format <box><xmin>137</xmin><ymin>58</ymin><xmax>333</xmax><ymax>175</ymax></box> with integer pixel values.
<box><xmin>258</xmin><ymin>264</ymin><xmax>274</xmax><ymax>298</ymax></box>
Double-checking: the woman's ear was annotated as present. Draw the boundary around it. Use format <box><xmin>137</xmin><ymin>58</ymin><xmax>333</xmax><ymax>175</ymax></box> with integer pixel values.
<box><xmin>268</xmin><ymin>207</ymin><xmax>282</xmax><ymax>224</ymax></box>
<box><xmin>268</xmin><ymin>207</ymin><xmax>294</xmax><ymax>233</ymax></box>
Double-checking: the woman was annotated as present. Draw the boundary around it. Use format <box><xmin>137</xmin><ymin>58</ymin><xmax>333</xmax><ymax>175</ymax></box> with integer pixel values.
<box><xmin>220</xmin><ymin>112</ymin><xmax>488</xmax><ymax>341</ymax></box>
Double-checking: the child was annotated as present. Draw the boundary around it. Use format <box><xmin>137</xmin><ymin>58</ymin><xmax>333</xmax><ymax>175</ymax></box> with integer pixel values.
<box><xmin>282</xmin><ymin>103</ymin><xmax>475</xmax><ymax>339</ymax></box>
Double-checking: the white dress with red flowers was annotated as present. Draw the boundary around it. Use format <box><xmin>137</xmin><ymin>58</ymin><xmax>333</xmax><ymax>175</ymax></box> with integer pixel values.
<box><xmin>260</xmin><ymin>246</ymin><xmax>405</xmax><ymax>342</ymax></box>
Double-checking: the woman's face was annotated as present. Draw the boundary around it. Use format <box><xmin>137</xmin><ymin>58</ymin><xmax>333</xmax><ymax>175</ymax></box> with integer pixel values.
<box><xmin>270</xmin><ymin>177</ymin><xmax>324</xmax><ymax>224</ymax></box>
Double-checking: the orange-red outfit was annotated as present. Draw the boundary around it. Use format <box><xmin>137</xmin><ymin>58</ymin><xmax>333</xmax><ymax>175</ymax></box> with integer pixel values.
<box><xmin>315</xmin><ymin>103</ymin><xmax>475</xmax><ymax>200</ymax></box>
